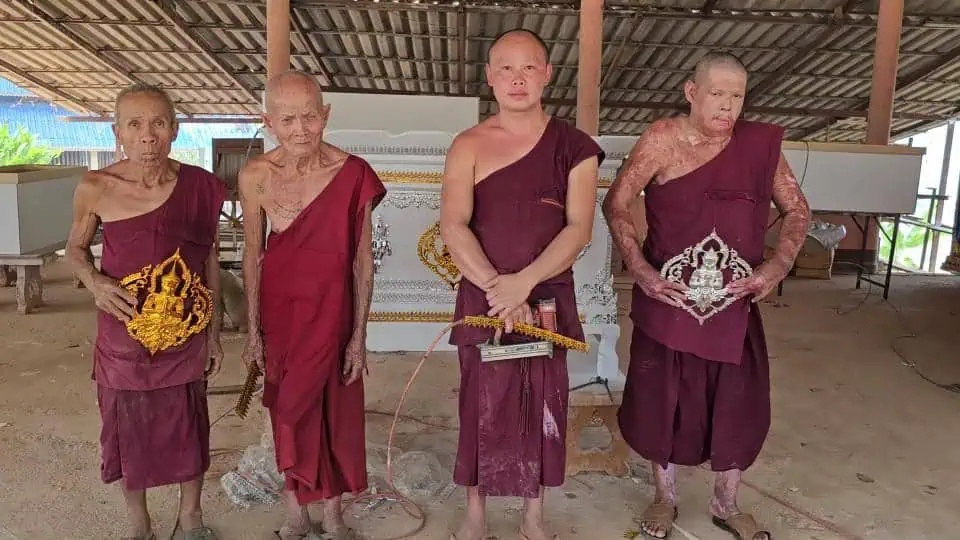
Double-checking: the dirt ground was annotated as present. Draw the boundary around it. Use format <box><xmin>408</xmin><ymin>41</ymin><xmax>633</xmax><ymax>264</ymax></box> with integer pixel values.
<box><xmin>0</xmin><ymin>260</ymin><xmax>958</xmax><ymax>540</ymax></box>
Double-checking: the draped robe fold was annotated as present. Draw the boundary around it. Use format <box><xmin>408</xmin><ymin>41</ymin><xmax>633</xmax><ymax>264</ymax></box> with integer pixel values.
<box><xmin>94</xmin><ymin>164</ymin><xmax>225</xmax><ymax>490</ymax></box>
<box><xmin>618</xmin><ymin>120</ymin><xmax>784</xmax><ymax>471</ymax></box>
<box><xmin>449</xmin><ymin>117</ymin><xmax>605</xmax><ymax>498</ymax></box>
<box><xmin>259</xmin><ymin>155</ymin><xmax>386</xmax><ymax>504</ymax></box>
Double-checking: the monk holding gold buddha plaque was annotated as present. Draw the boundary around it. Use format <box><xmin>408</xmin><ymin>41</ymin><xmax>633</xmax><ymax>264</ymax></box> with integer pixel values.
<box><xmin>66</xmin><ymin>84</ymin><xmax>226</xmax><ymax>540</ymax></box>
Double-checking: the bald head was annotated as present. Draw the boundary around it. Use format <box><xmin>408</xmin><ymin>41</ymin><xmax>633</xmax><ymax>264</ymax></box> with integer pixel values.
<box><xmin>265</xmin><ymin>70</ymin><xmax>323</xmax><ymax>114</ymax></box>
<box><xmin>692</xmin><ymin>52</ymin><xmax>747</xmax><ymax>84</ymax></box>
<box><xmin>487</xmin><ymin>28</ymin><xmax>549</xmax><ymax>64</ymax></box>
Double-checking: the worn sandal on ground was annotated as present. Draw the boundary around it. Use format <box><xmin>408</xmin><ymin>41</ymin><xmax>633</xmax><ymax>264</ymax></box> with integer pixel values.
<box><xmin>274</xmin><ymin>526</ymin><xmax>325</xmax><ymax>540</ymax></box>
<box><xmin>320</xmin><ymin>526</ymin><xmax>361</xmax><ymax>539</ymax></box>
<box><xmin>121</xmin><ymin>531</ymin><xmax>156</xmax><ymax>540</ymax></box>
<box><xmin>635</xmin><ymin>502</ymin><xmax>679</xmax><ymax>539</ymax></box>
<box><xmin>519</xmin><ymin>530</ymin><xmax>560</xmax><ymax>540</ymax></box>
<box><xmin>173</xmin><ymin>525</ymin><xmax>218</xmax><ymax>540</ymax></box>
<box><xmin>711</xmin><ymin>513</ymin><xmax>772</xmax><ymax>540</ymax></box>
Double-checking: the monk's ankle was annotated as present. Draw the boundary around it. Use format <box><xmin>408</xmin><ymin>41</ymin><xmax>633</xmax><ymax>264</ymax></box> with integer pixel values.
<box><xmin>178</xmin><ymin>509</ymin><xmax>203</xmax><ymax>531</ymax></box>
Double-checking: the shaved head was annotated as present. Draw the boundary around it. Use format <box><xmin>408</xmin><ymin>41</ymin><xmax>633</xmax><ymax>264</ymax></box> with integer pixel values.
<box><xmin>487</xmin><ymin>28</ymin><xmax>549</xmax><ymax>64</ymax></box>
<box><xmin>692</xmin><ymin>51</ymin><xmax>747</xmax><ymax>84</ymax></box>
<box><xmin>262</xmin><ymin>69</ymin><xmax>329</xmax><ymax>156</ymax></box>
<box><xmin>265</xmin><ymin>70</ymin><xmax>323</xmax><ymax>114</ymax></box>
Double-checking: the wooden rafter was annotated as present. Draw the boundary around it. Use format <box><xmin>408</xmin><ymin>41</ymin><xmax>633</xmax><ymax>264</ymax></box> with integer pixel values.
<box><xmin>457</xmin><ymin>7</ymin><xmax>467</xmax><ymax>95</ymax></box>
<box><xmin>0</xmin><ymin>57</ymin><xmax>102</xmax><ymax>114</ymax></box>
<box><xmin>14</xmin><ymin>0</ymin><xmax>190</xmax><ymax>116</ymax></box>
<box><xmin>290</xmin><ymin>7</ymin><xmax>336</xmax><ymax>86</ymax></box>
<box><xmin>152</xmin><ymin>0</ymin><xmax>261</xmax><ymax>106</ymax></box>
<box><xmin>600</xmin><ymin>8</ymin><xmax>642</xmax><ymax>90</ymax></box>
<box><xmin>797</xmin><ymin>40</ymin><xmax>960</xmax><ymax>140</ymax></box>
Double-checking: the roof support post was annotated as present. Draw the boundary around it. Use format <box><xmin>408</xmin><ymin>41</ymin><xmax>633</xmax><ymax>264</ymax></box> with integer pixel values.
<box><xmin>865</xmin><ymin>0</ymin><xmax>905</xmax><ymax>145</ymax></box>
<box><xmin>266</xmin><ymin>0</ymin><xmax>291</xmax><ymax>85</ymax></box>
<box><xmin>577</xmin><ymin>0</ymin><xmax>603</xmax><ymax>136</ymax></box>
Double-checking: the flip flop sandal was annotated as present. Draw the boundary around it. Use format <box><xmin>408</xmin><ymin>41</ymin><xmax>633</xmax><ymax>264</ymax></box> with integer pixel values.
<box><xmin>634</xmin><ymin>502</ymin><xmax>679</xmax><ymax>539</ymax></box>
<box><xmin>274</xmin><ymin>527</ymin><xmax>325</xmax><ymax>540</ymax></box>
<box><xmin>519</xmin><ymin>532</ymin><xmax>560</xmax><ymax>539</ymax></box>
<box><xmin>320</xmin><ymin>527</ymin><xmax>361</xmax><ymax>540</ymax></box>
<box><xmin>711</xmin><ymin>513</ymin><xmax>772</xmax><ymax>540</ymax></box>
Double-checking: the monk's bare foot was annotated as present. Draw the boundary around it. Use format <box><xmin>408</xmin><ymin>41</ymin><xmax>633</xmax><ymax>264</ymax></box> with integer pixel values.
<box><xmin>453</xmin><ymin>514</ymin><xmax>485</xmax><ymax>540</ymax></box>
<box><xmin>638</xmin><ymin>462</ymin><xmax>678</xmax><ymax>539</ymax></box>
<box><xmin>279</xmin><ymin>491</ymin><xmax>313</xmax><ymax>539</ymax></box>
<box><xmin>519</xmin><ymin>520</ymin><xmax>556</xmax><ymax>540</ymax></box>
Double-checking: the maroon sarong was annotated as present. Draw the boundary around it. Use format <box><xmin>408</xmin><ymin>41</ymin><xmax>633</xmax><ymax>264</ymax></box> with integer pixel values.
<box><xmin>93</xmin><ymin>164</ymin><xmax>225</xmax><ymax>489</ymax></box>
<box><xmin>259</xmin><ymin>155</ymin><xmax>386</xmax><ymax>504</ymax></box>
<box><xmin>450</xmin><ymin>117</ymin><xmax>605</xmax><ymax>498</ymax></box>
<box><xmin>618</xmin><ymin>120</ymin><xmax>783</xmax><ymax>470</ymax></box>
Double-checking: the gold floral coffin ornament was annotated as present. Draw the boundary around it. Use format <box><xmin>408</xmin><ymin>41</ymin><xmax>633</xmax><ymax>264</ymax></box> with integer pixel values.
<box><xmin>119</xmin><ymin>248</ymin><xmax>213</xmax><ymax>355</ymax></box>
<box><xmin>659</xmin><ymin>229</ymin><xmax>753</xmax><ymax>325</ymax></box>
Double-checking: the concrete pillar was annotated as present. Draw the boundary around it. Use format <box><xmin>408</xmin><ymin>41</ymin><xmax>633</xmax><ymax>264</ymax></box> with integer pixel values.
<box><xmin>266</xmin><ymin>0</ymin><xmax>290</xmax><ymax>84</ymax></box>
<box><xmin>865</xmin><ymin>0</ymin><xmax>904</xmax><ymax>145</ymax></box>
<box><xmin>576</xmin><ymin>0</ymin><xmax>603</xmax><ymax>136</ymax></box>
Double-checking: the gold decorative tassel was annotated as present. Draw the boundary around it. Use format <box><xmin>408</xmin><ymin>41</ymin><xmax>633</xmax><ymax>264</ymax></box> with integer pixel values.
<box><xmin>462</xmin><ymin>315</ymin><xmax>589</xmax><ymax>352</ymax></box>
<box><xmin>234</xmin><ymin>364</ymin><xmax>262</xmax><ymax>419</ymax></box>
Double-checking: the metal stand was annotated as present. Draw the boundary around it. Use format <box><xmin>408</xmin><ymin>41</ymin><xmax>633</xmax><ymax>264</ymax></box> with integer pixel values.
<box><xmin>853</xmin><ymin>214</ymin><xmax>900</xmax><ymax>300</ymax></box>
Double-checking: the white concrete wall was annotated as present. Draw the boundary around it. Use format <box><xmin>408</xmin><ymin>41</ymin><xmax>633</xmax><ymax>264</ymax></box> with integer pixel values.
<box><xmin>0</xmin><ymin>184</ymin><xmax>19</xmax><ymax>254</ymax></box>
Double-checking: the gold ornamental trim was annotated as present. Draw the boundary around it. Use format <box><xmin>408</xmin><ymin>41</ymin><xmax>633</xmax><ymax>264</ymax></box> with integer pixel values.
<box><xmin>119</xmin><ymin>248</ymin><xmax>213</xmax><ymax>355</ymax></box>
<box><xmin>376</xmin><ymin>169</ymin><xmax>613</xmax><ymax>188</ymax></box>
<box><xmin>417</xmin><ymin>221</ymin><xmax>461</xmax><ymax>289</ymax></box>
<box><xmin>369</xmin><ymin>311</ymin><xmax>587</xmax><ymax>323</ymax></box>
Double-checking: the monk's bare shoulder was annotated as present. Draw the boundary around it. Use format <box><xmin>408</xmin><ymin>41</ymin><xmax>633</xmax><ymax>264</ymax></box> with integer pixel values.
<box><xmin>238</xmin><ymin>152</ymin><xmax>280</xmax><ymax>198</ymax></box>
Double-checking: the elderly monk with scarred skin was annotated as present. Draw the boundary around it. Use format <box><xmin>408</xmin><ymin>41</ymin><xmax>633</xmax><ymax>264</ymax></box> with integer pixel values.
<box><xmin>602</xmin><ymin>52</ymin><xmax>811</xmax><ymax>540</ymax></box>
<box><xmin>238</xmin><ymin>70</ymin><xmax>385</xmax><ymax>540</ymax></box>
<box><xmin>66</xmin><ymin>84</ymin><xmax>226</xmax><ymax>540</ymax></box>
<box><xmin>440</xmin><ymin>29</ymin><xmax>603</xmax><ymax>540</ymax></box>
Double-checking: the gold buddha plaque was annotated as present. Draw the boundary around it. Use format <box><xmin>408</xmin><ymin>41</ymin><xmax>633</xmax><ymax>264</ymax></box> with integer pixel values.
<box><xmin>119</xmin><ymin>248</ymin><xmax>213</xmax><ymax>355</ymax></box>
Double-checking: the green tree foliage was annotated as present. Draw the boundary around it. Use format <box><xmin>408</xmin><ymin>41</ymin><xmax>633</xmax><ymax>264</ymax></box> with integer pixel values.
<box><xmin>0</xmin><ymin>124</ymin><xmax>61</xmax><ymax>166</ymax></box>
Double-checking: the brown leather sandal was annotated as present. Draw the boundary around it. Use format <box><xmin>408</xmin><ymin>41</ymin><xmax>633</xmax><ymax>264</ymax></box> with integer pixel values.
<box><xmin>711</xmin><ymin>513</ymin><xmax>772</xmax><ymax>540</ymax></box>
<box><xmin>635</xmin><ymin>502</ymin><xmax>679</xmax><ymax>539</ymax></box>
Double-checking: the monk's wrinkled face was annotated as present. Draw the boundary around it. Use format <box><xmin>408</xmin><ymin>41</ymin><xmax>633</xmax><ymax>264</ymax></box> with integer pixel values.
<box><xmin>264</xmin><ymin>80</ymin><xmax>329</xmax><ymax>157</ymax></box>
<box><xmin>485</xmin><ymin>33</ymin><xmax>552</xmax><ymax>113</ymax></box>
<box><xmin>112</xmin><ymin>92</ymin><xmax>177</xmax><ymax>167</ymax></box>
<box><xmin>684</xmin><ymin>65</ymin><xmax>747</xmax><ymax>136</ymax></box>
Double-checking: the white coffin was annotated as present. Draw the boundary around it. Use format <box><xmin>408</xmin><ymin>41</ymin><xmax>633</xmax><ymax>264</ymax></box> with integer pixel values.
<box><xmin>325</xmin><ymin>130</ymin><xmax>630</xmax><ymax>390</ymax></box>
<box><xmin>0</xmin><ymin>165</ymin><xmax>86</xmax><ymax>256</ymax></box>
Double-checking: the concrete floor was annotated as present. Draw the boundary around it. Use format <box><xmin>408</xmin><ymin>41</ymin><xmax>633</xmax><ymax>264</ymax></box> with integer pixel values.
<box><xmin>0</xmin><ymin>261</ymin><xmax>957</xmax><ymax>540</ymax></box>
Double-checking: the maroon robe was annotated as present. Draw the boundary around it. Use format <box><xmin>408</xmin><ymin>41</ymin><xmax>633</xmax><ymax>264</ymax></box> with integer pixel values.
<box><xmin>449</xmin><ymin>117</ymin><xmax>605</xmax><ymax>498</ymax></box>
<box><xmin>259</xmin><ymin>155</ymin><xmax>386</xmax><ymax>504</ymax></box>
<box><xmin>618</xmin><ymin>120</ymin><xmax>783</xmax><ymax>471</ymax></box>
<box><xmin>94</xmin><ymin>164</ymin><xmax>225</xmax><ymax>490</ymax></box>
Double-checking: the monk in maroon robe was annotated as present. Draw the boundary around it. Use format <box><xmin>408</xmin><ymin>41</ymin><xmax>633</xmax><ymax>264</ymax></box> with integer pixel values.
<box><xmin>602</xmin><ymin>53</ymin><xmax>811</xmax><ymax>540</ymax></box>
<box><xmin>440</xmin><ymin>29</ymin><xmax>602</xmax><ymax>540</ymax></box>
<box><xmin>66</xmin><ymin>84</ymin><xmax>225</xmax><ymax>540</ymax></box>
<box><xmin>238</xmin><ymin>70</ymin><xmax>384</xmax><ymax>540</ymax></box>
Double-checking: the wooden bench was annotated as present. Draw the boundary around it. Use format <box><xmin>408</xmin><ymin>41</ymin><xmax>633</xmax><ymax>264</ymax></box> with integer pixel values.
<box><xmin>0</xmin><ymin>252</ymin><xmax>58</xmax><ymax>314</ymax></box>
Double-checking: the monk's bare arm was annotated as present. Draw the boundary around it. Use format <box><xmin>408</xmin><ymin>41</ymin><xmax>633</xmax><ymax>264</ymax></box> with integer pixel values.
<box><xmin>65</xmin><ymin>173</ymin><xmax>105</xmax><ymax>288</ymax></box>
<box><xmin>352</xmin><ymin>201</ymin><xmax>375</xmax><ymax>341</ymax></box>
<box><xmin>765</xmin><ymin>153</ymin><xmax>811</xmax><ymax>277</ymax></box>
<box><xmin>601</xmin><ymin>126</ymin><xmax>664</xmax><ymax>280</ymax></box>
<box><xmin>205</xmin><ymin>237</ymin><xmax>222</xmax><ymax>343</ymax></box>
<box><xmin>517</xmin><ymin>156</ymin><xmax>599</xmax><ymax>285</ymax></box>
<box><xmin>439</xmin><ymin>134</ymin><xmax>499</xmax><ymax>290</ymax></box>
<box><xmin>237</xmin><ymin>162</ymin><xmax>265</xmax><ymax>342</ymax></box>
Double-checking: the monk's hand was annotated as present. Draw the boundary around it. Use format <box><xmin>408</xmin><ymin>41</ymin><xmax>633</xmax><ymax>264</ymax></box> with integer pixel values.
<box><xmin>343</xmin><ymin>335</ymin><xmax>366</xmax><ymax>386</ymax></box>
<box><xmin>241</xmin><ymin>338</ymin><xmax>264</xmax><ymax>372</ymax></box>
<box><xmin>636</xmin><ymin>267</ymin><xmax>689</xmax><ymax>308</ymax></box>
<box><xmin>205</xmin><ymin>338</ymin><xmax>224</xmax><ymax>379</ymax></box>
<box><xmin>486</xmin><ymin>272</ymin><xmax>536</xmax><ymax>318</ymax></box>
<box><xmin>89</xmin><ymin>274</ymin><xmax>138</xmax><ymax>321</ymax></box>
<box><xmin>725</xmin><ymin>264</ymin><xmax>782</xmax><ymax>303</ymax></box>
<box><xmin>502</xmin><ymin>303</ymin><xmax>535</xmax><ymax>334</ymax></box>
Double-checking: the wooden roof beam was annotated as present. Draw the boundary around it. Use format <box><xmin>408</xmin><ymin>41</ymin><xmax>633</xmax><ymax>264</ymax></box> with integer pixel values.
<box><xmin>14</xmin><ymin>0</ymin><xmax>191</xmax><ymax>116</ymax></box>
<box><xmin>152</xmin><ymin>0</ymin><xmax>261</xmax><ymax>105</ymax></box>
<box><xmin>797</xmin><ymin>39</ymin><xmax>960</xmax><ymax>139</ymax></box>
<box><xmin>0</xmin><ymin>58</ymin><xmax>102</xmax><ymax>114</ymax></box>
<box><xmin>290</xmin><ymin>6</ymin><xmax>336</xmax><ymax>86</ymax></box>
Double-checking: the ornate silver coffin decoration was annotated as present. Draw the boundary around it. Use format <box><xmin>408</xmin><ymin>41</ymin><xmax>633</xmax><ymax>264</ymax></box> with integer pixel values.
<box><xmin>659</xmin><ymin>228</ymin><xmax>753</xmax><ymax>325</ymax></box>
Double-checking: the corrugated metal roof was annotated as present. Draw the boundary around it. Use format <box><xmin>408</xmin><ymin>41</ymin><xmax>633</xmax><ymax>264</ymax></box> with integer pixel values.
<box><xmin>0</xmin><ymin>0</ymin><xmax>957</xmax><ymax>142</ymax></box>
<box><xmin>0</xmin><ymin>96</ymin><xmax>259</xmax><ymax>150</ymax></box>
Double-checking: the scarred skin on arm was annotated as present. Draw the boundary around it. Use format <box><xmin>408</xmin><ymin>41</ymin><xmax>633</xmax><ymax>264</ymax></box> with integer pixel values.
<box><xmin>439</xmin><ymin>133</ymin><xmax>501</xmax><ymax>291</ymax></box>
<box><xmin>602</xmin><ymin>120</ymin><xmax>689</xmax><ymax>307</ymax></box>
<box><xmin>343</xmin><ymin>200</ymin><xmax>374</xmax><ymax>385</ymax></box>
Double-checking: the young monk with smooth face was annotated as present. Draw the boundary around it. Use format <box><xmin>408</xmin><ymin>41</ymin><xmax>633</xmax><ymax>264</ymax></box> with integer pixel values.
<box><xmin>440</xmin><ymin>29</ymin><xmax>604</xmax><ymax>540</ymax></box>
<box><xmin>602</xmin><ymin>53</ymin><xmax>811</xmax><ymax>540</ymax></box>
<box><xmin>66</xmin><ymin>84</ymin><xmax>225</xmax><ymax>539</ymax></box>
<box><xmin>238</xmin><ymin>70</ymin><xmax>384</xmax><ymax>540</ymax></box>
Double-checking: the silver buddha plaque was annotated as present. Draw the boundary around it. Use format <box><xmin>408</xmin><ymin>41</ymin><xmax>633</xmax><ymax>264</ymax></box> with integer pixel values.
<box><xmin>659</xmin><ymin>228</ymin><xmax>753</xmax><ymax>325</ymax></box>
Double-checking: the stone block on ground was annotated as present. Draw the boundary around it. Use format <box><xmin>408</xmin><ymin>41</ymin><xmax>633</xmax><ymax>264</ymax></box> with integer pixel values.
<box><xmin>388</xmin><ymin>450</ymin><xmax>449</xmax><ymax>499</ymax></box>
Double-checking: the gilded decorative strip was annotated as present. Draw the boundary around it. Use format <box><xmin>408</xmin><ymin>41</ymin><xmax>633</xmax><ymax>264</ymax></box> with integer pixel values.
<box><xmin>369</xmin><ymin>311</ymin><xmax>587</xmax><ymax>323</ymax></box>
<box><xmin>376</xmin><ymin>170</ymin><xmax>613</xmax><ymax>188</ymax></box>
